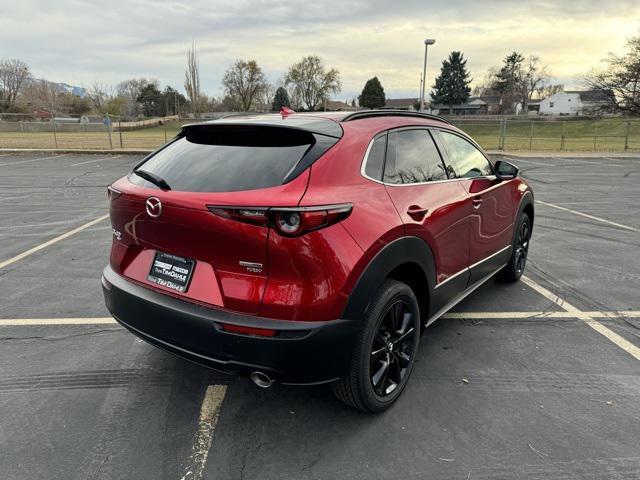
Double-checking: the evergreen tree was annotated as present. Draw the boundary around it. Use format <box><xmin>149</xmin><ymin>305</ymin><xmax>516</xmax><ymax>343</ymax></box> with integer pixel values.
<box><xmin>271</xmin><ymin>86</ymin><xmax>291</xmax><ymax>111</ymax></box>
<box><xmin>430</xmin><ymin>51</ymin><xmax>472</xmax><ymax>114</ymax></box>
<box><xmin>491</xmin><ymin>51</ymin><xmax>524</xmax><ymax>113</ymax></box>
<box><xmin>136</xmin><ymin>83</ymin><xmax>163</xmax><ymax>117</ymax></box>
<box><xmin>358</xmin><ymin>77</ymin><xmax>386</xmax><ymax>109</ymax></box>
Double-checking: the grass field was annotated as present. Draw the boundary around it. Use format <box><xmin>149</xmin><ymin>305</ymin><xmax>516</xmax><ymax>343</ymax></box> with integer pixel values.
<box><xmin>453</xmin><ymin>117</ymin><xmax>640</xmax><ymax>151</ymax></box>
<box><xmin>1</xmin><ymin>117</ymin><xmax>639</xmax><ymax>151</ymax></box>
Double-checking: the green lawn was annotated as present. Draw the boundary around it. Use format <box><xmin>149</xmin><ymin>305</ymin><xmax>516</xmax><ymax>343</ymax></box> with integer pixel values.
<box><xmin>1</xmin><ymin>117</ymin><xmax>639</xmax><ymax>151</ymax></box>
<box><xmin>452</xmin><ymin>118</ymin><xmax>640</xmax><ymax>151</ymax></box>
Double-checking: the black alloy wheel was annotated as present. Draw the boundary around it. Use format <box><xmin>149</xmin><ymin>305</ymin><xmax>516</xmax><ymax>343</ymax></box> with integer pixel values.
<box><xmin>370</xmin><ymin>299</ymin><xmax>416</xmax><ymax>397</ymax></box>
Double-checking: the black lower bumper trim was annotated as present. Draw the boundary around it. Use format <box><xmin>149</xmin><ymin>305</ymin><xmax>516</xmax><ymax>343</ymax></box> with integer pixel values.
<box><xmin>102</xmin><ymin>266</ymin><xmax>359</xmax><ymax>384</ymax></box>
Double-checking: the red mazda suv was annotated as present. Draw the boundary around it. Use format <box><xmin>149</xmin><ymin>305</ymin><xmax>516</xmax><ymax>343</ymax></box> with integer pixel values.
<box><xmin>102</xmin><ymin>110</ymin><xmax>533</xmax><ymax>412</ymax></box>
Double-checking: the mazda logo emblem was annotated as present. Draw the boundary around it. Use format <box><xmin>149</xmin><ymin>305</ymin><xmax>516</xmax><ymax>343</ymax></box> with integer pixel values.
<box><xmin>146</xmin><ymin>197</ymin><xmax>162</xmax><ymax>218</ymax></box>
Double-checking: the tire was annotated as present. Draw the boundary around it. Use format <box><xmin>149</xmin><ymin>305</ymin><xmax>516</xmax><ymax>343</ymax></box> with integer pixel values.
<box><xmin>332</xmin><ymin>279</ymin><xmax>420</xmax><ymax>413</ymax></box>
<box><xmin>497</xmin><ymin>212</ymin><xmax>531</xmax><ymax>282</ymax></box>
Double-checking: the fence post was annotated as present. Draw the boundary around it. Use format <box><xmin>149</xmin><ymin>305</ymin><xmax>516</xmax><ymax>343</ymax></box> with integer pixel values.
<box><xmin>499</xmin><ymin>117</ymin><xmax>506</xmax><ymax>150</ymax></box>
<box><xmin>118</xmin><ymin>117</ymin><xmax>123</xmax><ymax>149</ymax></box>
<box><xmin>52</xmin><ymin>119</ymin><xmax>58</xmax><ymax>149</ymax></box>
<box><xmin>164</xmin><ymin>121</ymin><xmax>167</xmax><ymax>143</ymax></box>
<box><xmin>560</xmin><ymin>121</ymin><xmax>566</xmax><ymax>151</ymax></box>
<box><xmin>593</xmin><ymin>122</ymin><xmax>598</xmax><ymax>151</ymax></box>
<box><xmin>529</xmin><ymin>121</ymin><xmax>534</xmax><ymax>150</ymax></box>
<box><xmin>624</xmin><ymin>121</ymin><xmax>630</xmax><ymax>151</ymax></box>
<box><xmin>106</xmin><ymin>113</ymin><xmax>113</xmax><ymax>150</ymax></box>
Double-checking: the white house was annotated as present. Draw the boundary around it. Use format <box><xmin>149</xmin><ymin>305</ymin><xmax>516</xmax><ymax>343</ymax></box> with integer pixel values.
<box><xmin>539</xmin><ymin>90</ymin><xmax>614</xmax><ymax>116</ymax></box>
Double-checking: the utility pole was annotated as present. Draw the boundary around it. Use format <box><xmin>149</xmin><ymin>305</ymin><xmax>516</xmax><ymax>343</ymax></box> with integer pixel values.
<box><xmin>420</xmin><ymin>38</ymin><xmax>436</xmax><ymax>111</ymax></box>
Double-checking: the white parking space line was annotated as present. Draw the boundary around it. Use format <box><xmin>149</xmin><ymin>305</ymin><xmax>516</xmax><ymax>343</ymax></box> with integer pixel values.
<box><xmin>0</xmin><ymin>318</ymin><xmax>117</xmax><ymax>326</ymax></box>
<box><xmin>0</xmin><ymin>214</ymin><xmax>109</xmax><ymax>270</ymax></box>
<box><xmin>512</xmin><ymin>158</ymin><xmax>550</xmax><ymax>167</ymax></box>
<box><xmin>522</xmin><ymin>276</ymin><xmax>640</xmax><ymax>361</ymax></box>
<box><xmin>180</xmin><ymin>385</ymin><xmax>227</xmax><ymax>480</ymax></box>
<box><xmin>0</xmin><ymin>154</ymin><xmax>67</xmax><ymax>167</ymax></box>
<box><xmin>71</xmin><ymin>155</ymin><xmax>123</xmax><ymax>166</ymax></box>
<box><xmin>555</xmin><ymin>157</ymin><xmax>603</xmax><ymax>165</ymax></box>
<box><xmin>443</xmin><ymin>311</ymin><xmax>640</xmax><ymax>319</ymax></box>
<box><xmin>536</xmin><ymin>200</ymin><xmax>640</xmax><ymax>233</ymax></box>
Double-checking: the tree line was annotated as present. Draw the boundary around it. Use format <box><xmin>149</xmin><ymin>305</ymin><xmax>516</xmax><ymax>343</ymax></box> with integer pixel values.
<box><xmin>1</xmin><ymin>30</ymin><xmax>639</xmax><ymax>118</ymax></box>
<box><xmin>183</xmin><ymin>44</ymin><xmax>342</xmax><ymax>117</ymax></box>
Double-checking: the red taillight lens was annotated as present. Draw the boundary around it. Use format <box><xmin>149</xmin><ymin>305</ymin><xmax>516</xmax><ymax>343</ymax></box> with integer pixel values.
<box><xmin>107</xmin><ymin>186</ymin><xmax>122</xmax><ymax>201</ymax></box>
<box><xmin>219</xmin><ymin>323</ymin><xmax>276</xmax><ymax>337</ymax></box>
<box><xmin>207</xmin><ymin>204</ymin><xmax>352</xmax><ymax>237</ymax></box>
<box><xmin>207</xmin><ymin>207</ymin><xmax>269</xmax><ymax>227</ymax></box>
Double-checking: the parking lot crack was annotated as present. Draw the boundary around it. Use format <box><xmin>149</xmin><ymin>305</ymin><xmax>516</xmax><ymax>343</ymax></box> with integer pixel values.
<box><xmin>0</xmin><ymin>328</ymin><xmax>121</xmax><ymax>342</ymax></box>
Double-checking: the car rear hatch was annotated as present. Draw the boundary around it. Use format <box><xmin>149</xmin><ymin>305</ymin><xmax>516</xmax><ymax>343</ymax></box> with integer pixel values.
<box><xmin>108</xmin><ymin>119</ymin><xmax>341</xmax><ymax>314</ymax></box>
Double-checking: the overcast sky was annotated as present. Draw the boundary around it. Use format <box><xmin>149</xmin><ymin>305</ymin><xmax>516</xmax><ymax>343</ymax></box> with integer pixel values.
<box><xmin>2</xmin><ymin>0</ymin><xmax>639</xmax><ymax>100</ymax></box>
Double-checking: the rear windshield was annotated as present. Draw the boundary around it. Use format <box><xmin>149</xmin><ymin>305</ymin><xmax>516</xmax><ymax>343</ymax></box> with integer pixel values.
<box><xmin>129</xmin><ymin>126</ymin><xmax>314</xmax><ymax>192</ymax></box>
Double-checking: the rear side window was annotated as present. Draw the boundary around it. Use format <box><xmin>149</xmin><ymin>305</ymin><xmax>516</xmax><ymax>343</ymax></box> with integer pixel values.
<box><xmin>364</xmin><ymin>134</ymin><xmax>386</xmax><ymax>181</ymax></box>
<box><xmin>437</xmin><ymin>131</ymin><xmax>493</xmax><ymax>178</ymax></box>
<box><xmin>129</xmin><ymin>126</ymin><xmax>314</xmax><ymax>192</ymax></box>
<box><xmin>383</xmin><ymin>129</ymin><xmax>447</xmax><ymax>184</ymax></box>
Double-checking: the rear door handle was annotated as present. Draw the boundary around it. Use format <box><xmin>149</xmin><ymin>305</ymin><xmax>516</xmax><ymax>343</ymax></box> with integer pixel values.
<box><xmin>472</xmin><ymin>196</ymin><xmax>483</xmax><ymax>209</ymax></box>
<box><xmin>407</xmin><ymin>205</ymin><xmax>429</xmax><ymax>220</ymax></box>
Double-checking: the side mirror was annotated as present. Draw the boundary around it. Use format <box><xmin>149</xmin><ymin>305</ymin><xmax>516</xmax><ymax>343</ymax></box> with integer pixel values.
<box><xmin>494</xmin><ymin>160</ymin><xmax>519</xmax><ymax>180</ymax></box>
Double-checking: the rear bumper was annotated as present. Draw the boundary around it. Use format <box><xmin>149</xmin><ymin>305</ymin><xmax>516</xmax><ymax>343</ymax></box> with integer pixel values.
<box><xmin>101</xmin><ymin>265</ymin><xmax>359</xmax><ymax>384</ymax></box>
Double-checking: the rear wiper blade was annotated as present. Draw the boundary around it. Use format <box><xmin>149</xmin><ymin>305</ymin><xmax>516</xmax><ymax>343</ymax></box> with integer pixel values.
<box><xmin>133</xmin><ymin>169</ymin><xmax>171</xmax><ymax>191</ymax></box>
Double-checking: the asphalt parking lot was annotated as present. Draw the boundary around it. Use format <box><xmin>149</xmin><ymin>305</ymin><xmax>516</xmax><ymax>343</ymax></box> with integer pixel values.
<box><xmin>1</xmin><ymin>151</ymin><xmax>639</xmax><ymax>480</ymax></box>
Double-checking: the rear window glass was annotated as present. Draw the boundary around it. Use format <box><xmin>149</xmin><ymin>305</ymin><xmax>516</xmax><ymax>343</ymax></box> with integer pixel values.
<box><xmin>129</xmin><ymin>127</ymin><xmax>314</xmax><ymax>192</ymax></box>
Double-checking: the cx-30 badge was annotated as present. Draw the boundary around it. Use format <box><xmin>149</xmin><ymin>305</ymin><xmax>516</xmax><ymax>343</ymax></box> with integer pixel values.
<box><xmin>146</xmin><ymin>197</ymin><xmax>162</xmax><ymax>218</ymax></box>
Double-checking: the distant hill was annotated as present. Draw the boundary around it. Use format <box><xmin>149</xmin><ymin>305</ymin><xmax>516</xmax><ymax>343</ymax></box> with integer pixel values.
<box><xmin>29</xmin><ymin>78</ymin><xmax>87</xmax><ymax>97</ymax></box>
<box><xmin>55</xmin><ymin>82</ymin><xmax>87</xmax><ymax>97</ymax></box>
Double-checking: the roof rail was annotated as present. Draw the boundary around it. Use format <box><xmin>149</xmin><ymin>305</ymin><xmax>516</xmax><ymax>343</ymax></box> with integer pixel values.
<box><xmin>341</xmin><ymin>109</ymin><xmax>451</xmax><ymax>125</ymax></box>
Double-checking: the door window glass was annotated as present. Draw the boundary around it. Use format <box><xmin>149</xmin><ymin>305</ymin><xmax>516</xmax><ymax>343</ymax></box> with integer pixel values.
<box><xmin>383</xmin><ymin>129</ymin><xmax>447</xmax><ymax>184</ymax></box>
<box><xmin>438</xmin><ymin>131</ymin><xmax>493</xmax><ymax>178</ymax></box>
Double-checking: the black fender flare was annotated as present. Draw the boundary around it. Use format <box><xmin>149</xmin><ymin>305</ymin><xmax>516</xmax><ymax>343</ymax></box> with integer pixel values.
<box><xmin>342</xmin><ymin>236</ymin><xmax>436</xmax><ymax>321</ymax></box>
<box><xmin>511</xmin><ymin>190</ymin><xmax>534</xmax><ymax>246</ymax></box>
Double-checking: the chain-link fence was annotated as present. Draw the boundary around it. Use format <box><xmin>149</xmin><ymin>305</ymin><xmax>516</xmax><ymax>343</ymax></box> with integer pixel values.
<box><xmin>1</xmin><ymin>112</ymin><xmax>639</xmax><ymax>152</ymax></box>
<box><xmin>449</xmin><ymin>117</ymin><xmax>640</xmax><ymax>152</ymax></box>
<box><xmin>0</xmin><ymin>112</ymin><xmax>184</xmax><ymax>150</ymax></box>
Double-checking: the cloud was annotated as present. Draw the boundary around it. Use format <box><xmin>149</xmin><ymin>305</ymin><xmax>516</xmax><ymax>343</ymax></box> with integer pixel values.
<box><xmin>1</xmin><ymin>0</ymin><xmax>638</xmax><ymax>99</ymax></box>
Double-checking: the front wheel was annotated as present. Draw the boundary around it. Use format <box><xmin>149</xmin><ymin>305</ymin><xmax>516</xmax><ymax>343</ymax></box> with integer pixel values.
<box><xmin>497</xmin><ymin>212</ymin><xmax>531</xmax><ymax>282</ymax></box>
<box><xmin>332</xmin><ymin>279</ymin><xmax>420</xmax><ymax>412</ymax></box>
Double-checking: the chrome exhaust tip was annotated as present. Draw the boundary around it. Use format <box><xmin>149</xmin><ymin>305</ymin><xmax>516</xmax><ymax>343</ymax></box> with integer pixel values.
<box><xmin>250</xmin><ymin>371</ymin><xmax>275</xmax><ymax>389</ymax></box>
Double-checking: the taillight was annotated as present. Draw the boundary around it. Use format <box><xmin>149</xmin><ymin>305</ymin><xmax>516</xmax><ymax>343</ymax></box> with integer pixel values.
<box><xmin>207</xmin><ymin>204</ymin><xmax>352</xmax><ymax>237</ymax></box>
<box><xmin>107</xmin><ymin>186</ymin><xmax>122</xmax><ymax>201</ymax></box>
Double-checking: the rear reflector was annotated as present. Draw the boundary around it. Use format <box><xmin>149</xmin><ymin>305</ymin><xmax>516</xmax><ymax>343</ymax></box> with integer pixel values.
<box><xmin>219</xmin><ymin>323</ymin><xmax>277</xmax><ymax>337</ymax></box>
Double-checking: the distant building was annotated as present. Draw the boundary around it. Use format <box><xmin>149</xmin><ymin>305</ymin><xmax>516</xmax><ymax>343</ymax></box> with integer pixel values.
<box><xmin>526</xmin><ymin>99</ymin><xmax>543</xmax><ymax>115</ymax></box>
<box><xmin>431</xmin><ymin>96</ymin><xmax>502</xmax><ymax>115</ymax></box>
<box><xmin>323</xmin><ymin>100</ymin><xmax>357</xmax><ymax>111</ymax></box>
<box><xmin>382</xmin><ymin>98</ymin><xmax>418</xmax><ymax>111</ymax></box>
<box><xmin>539</xmin><ymin>90</ymin><xmax>614</xmax><ymax>116</ymax></box>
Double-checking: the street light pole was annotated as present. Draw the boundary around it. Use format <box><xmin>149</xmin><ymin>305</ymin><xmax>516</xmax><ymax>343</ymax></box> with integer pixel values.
<box><xmin>420</xmin><ymin>38</ymin><xmax>436</xmax><ymax>112</ymax></box>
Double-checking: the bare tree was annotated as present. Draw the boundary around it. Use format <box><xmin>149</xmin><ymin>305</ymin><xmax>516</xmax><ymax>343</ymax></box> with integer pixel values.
<box><xmin>116</xmin><ymin>78</ymin><xmax>155</xmax><ymax>118</ymax></box>
<box><xmin>222</xmin><ymin>59</ymin><xmax>269</xmax><ymax>111</ymax></box>
<box><xmin>0</xmin><ymin>59</ymin><xmax>31</xmax><ymax>112</ymax></box>
<box><xmin>285</xmin><ymin>55</ymin><xmax>341</xmax><ymax>111</ymax></box>
<box><xmin>517</xmin><ymin>56</ymin><xmax>551</xmax><ymax>114</ymax></box>
<box><xmin>586</xmin><ymin>34</ymin><xmax>640</xmax><ymax>115</ymax></box>
<box><xmin>19</xmin><ymin>79</ymin><xmax>63</xmax><ymax>112</ymax></box>
<box><xmin>184</xmin><ymin>42</ymin><xmax>201</xmax><ymax>117</ymax></box>
<box><xmin>86</xmin><ymin>82</ymin><xmax>113</xmax><ymax>112</ymax></box>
